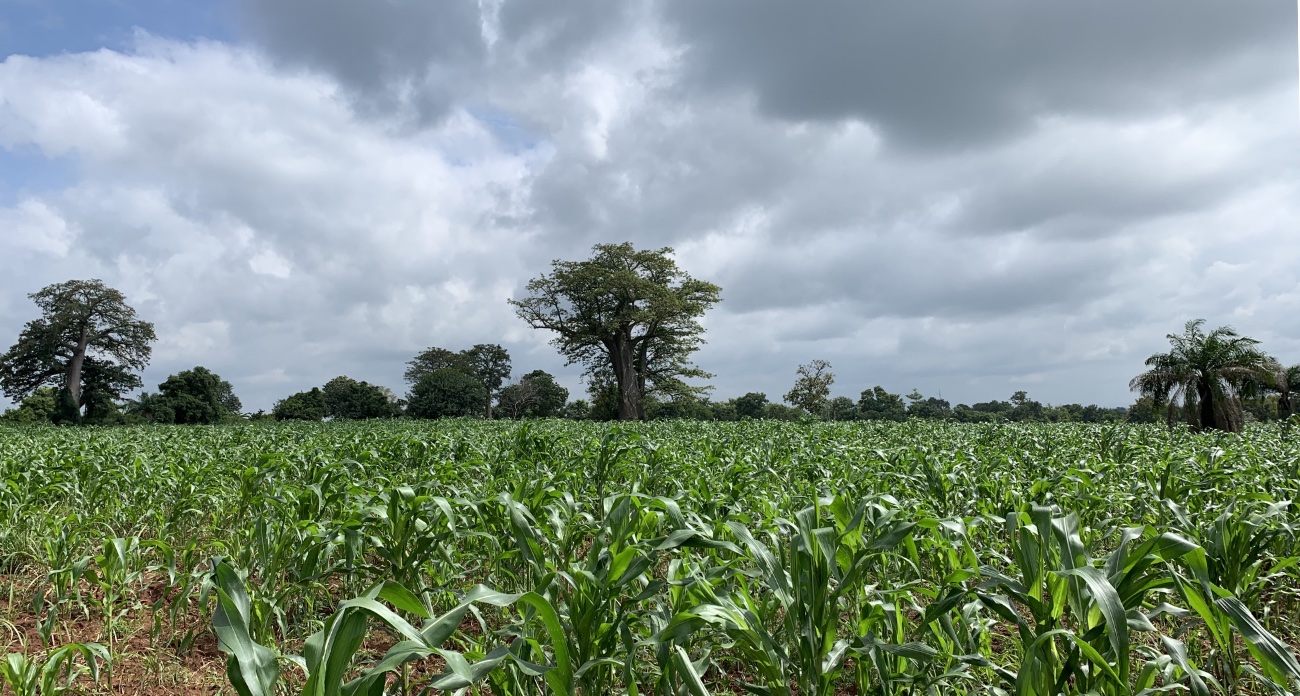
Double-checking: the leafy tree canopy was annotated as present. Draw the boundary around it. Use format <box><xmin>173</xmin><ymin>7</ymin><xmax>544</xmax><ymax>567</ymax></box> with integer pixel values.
<box><xmin>407</xmin><ymin>368</ymin><xmax>487</xmax><ymax>420</ymax></box>
<box><xmin>273</xmin><ymin>388</ymin><xmax>327</xmax><ymax>421</ymax></box>
<box><xmin>496</xmin><ymin>370</ymin><xmax>569</xmax><ymax>420</ymax></box>
<box><xmin>734</xmin><ymin>392</ymin><xmax>769</xmax><ymax>420</ymax></box>
<box><xmin>510</xmin><ymin>243</ymin><xmax>721</xmax><ymax>420</ymax></box>
<box><xmin>0</xmin><ymin>279</ymin><xmax>155</xmax><ymax>420</ymax></box>
<box><xmin>0</xmin><ymin>387</ymin><xmax>60</xmax><ymax>423</ymax></box>
<box><xmin>858</xmin><ymin>386</ymin><xmax>906</xmax><ymax>422</ymax></box>
<box><xmin>405</xmin><ymin>344</ymin><xmax>511</xmax><ymax>418</ymax></box>
<box><xmin>147</xmin><ymin>366</ymin><xmax>241</xmax><ymax>425</ymax></box>
<box><xmin>322</xmin><ymin>376</ymin><xmax>402</xmax><ymax>420</ymax></box>
<box><xmin>784</xmin><ymin>360</ymin><xmax>834</xmax><ymax>415</ymax></box>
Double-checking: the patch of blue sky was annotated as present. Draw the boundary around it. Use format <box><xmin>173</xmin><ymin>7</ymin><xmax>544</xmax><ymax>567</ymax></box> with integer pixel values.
<box><xmin>0</xmin><ymin>0</ymin><xmax>233</xmax><ymax>59</ymax></box>
<box><xmin>0</xmin><ymin>145</ymin><xmax>75</xmax><ymax>205</ymax></box>
<box><xmin>465</xmin><ymin>102</ymin><xmax>546</xmax><ymax>156</ymax></box>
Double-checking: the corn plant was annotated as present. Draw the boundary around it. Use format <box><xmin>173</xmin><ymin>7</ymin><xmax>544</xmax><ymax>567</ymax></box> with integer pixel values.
<box><xmin>1</xmin><ymin>642</ymin><xmax>109</xmax><ymax>696</ymax></box>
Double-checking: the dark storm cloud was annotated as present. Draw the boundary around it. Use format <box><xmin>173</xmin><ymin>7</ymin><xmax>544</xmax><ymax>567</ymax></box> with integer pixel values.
<box><xmin>664</xmin><ymin>1</ymin><xmax>1293</xmax><ymax>150</ymax></box>
<box><xmin>236</xmin><ymin>0</ymin><xmax>486</xmax><ymax>119</ymax></box>
<box><xmin>2</xmin><ymin>1</ymin><xmax>1298</xmax><ymax>411</ymax></box>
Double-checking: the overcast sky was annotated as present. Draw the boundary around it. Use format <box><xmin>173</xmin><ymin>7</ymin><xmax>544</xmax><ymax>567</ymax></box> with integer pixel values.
<box><xmin>2</xmin><ymin>1</ymin><xmax>1297</xmax><ymax>411</ymax></box>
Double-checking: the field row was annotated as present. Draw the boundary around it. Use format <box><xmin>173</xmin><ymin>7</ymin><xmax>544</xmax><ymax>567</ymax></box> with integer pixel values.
<box><xmin>0</xmin><ymin>421</ymin><xmax>1297</xmax><ymax>695</ymax></box>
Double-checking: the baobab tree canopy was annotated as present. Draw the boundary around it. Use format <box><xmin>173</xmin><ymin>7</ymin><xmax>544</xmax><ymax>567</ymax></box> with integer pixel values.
<box><xmin>510</xmin><ymin>243</ymin><xmax>721</xmax><ymax>420</ymax></box>
<box><xmin>0</xmin><ymin>279</ymin><xmax>156</xmax><ymax>417</ymax></box>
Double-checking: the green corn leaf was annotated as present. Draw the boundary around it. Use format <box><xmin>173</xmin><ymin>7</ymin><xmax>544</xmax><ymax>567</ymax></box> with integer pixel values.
<box><xmin>1213</xmin><ymin>596</ymin><xmax>1300</xmax><ymax>682</ymax></box>
<box><xmin>673</xmin><ymin>645</ymin><xmax>713</xmax><ymax>696</ymax></box>
<box><xmin>210</xmin><ymin>561</ymin><xmax>279</xmax><ymax>696</ymax></box>
<box><xmin>1057</xmin><ymin>566</ymin><xmax>1130</xmax><ymax>680</ymax></box>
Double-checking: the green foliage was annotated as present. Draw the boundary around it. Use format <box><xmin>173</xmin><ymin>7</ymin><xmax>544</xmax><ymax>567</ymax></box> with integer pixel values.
<box><xmin>406</xmin><ymin>344</ymin><xmax>512</xmax><ymax>419</ymax></box>
<box><xmin>462</xmin><ymin>343</ymin><xmax>512</xmax><ymax>418</ymax></box>
<box><xmin>406</xmin><ymin>368</ymin><xmax>487</xmax><ymax>419</ymax></box>
<box><xmin>762</xmin><ymin>401</ymin><xmax>805</xmax><ymax>421</ymax></box>
<box><xmin>511</xmin><ymin>242</ymin><xmax>722</xmax><ymax>420</ymax></box>
<box><xmin>859</xmin><ymin>386</ymin><xmax>907</xmax><ymax>421</ymax></box>
<box><xmin>646</xmin><ymin>395</ymin><xmax>714</xmax><ymax>420</ymax></box>
<box><xmin>824</xmin><ymin>395</ymin><xmax>858</xmax><ymax>420</ymax></box>
<box><xmin>321</xmin><ymin>376</ymin><xmax>401</xmax><ymax>420</ymax></box>
<box><xmin>496</xmin><ymin>370</ymin><xmax>569</xmax><ymax>419</ymax></box>
<box><xmin>1131</xmin><ymin>319</ymin><xmax>1272</xmax><ymax>432</ymax></box>
<box><xmin>734</xmin><ymin>391</ymin><xmax>769</xmax><ymax>419</ymax></box>
<box><xmin>0</xmin><ymin>386</ymin><xmax>59</xmax><ymax>423</ymax></box>
<box><xmin>272</xmin><ymin>387</ymin><xmax>327</xmax><ymax>421</ymax></box>
<box><xmin>0</xmin><ymin>279</ymin><xmax>155</xmax><ymax>416</ymax></box>
<box><xmin>906</xmin><ymin>390</ymin><xmax>953</xmax><ymax>420</ymax></box>
<box><xmin>1</xmin><ymin>420</ymin><xmax>1298</xmax><ymax>695</ymax></box>
<box><xmin>559</xmin><ymin>398</ymin><xmax>591</xmax><ymax>420</ymax></box>
<box><xmin>144</xmin><ymin>366</ymin><xmax>242</xmax><ymax>424</ymax></box>
<box><xmin>784</xmin><ymin>359</ymin><xmax>834</xmax><ymax>415</ymax></box>
<box><xmin>2</xmin><ymin>642</ymin><xmax>110</xmax><ymax>696</ymax></box>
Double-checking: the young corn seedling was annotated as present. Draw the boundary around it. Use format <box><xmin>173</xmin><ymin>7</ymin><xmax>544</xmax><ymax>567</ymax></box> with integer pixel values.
<box><xmin>1</xmin><ymin>642</ymin><xmax>110</xmax><ymax>696</ymax></box>
<box><xmin>211</xmin><ymin>559</ymin><xmax>574</xmax><ymax>696</ymax></box>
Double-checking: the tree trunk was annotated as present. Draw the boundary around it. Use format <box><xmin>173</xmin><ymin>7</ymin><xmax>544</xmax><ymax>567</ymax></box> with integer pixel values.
<box><xmin>65</xmin><ymin>335</ymin><xmax>89</xmax><ymax>411</ymax></box>
<box><xmin>1196</xmin><ymin>380</ymin><xmax>1215</xmax><ymax>431</ymax></box>
<box><xmin>611</xmin><ymin>334</ymin><xmax>644</xmax><ymax>420</ymax></box>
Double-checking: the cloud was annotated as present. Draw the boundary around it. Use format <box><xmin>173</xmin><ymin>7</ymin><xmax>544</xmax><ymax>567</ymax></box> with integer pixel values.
<box><xmin>1</xmin><ymin>2</ymin><xmax>1298</xmax><ymax>412</ymax></box>
<box><xmin>0</xmin><ymin>37</ymin><xmax>560</xmax><ymax>408</ymax></box>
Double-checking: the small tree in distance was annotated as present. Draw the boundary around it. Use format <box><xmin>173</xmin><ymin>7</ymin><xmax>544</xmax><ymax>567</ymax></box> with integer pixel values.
<box><xmin>407</xmin><ymin>369</ymin><xmax>487</xmax><ymax>419</ymax></box>
<box><xmin>322</xmin><ymin>376</ymin><xmax>402</xmax><ymax>420</ymax></box>
<box><xmin>273</xmin><ymin>388</ymin><xmax>327</xmax><ymax>421</ymax></box>
<box><xmin>784</xmin><ymin>360</ymin><xmax>834</xmax><ymax>416</ymax></box>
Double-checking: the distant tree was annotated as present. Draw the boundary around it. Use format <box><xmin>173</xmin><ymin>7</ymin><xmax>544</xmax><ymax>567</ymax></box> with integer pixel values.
<box><xmin>903</xmin><ymin>389</ymin><xmax>954</xmax><ymax>420</ymax></box>
<box><xmin>510</xmin><ymin>243</ymin><xmax>722</xmax><ymax>420</ymax></box>
<box><xmin>646</xmin><ymin>396</ymin><xmax>714</xmax><ymax>420</ymax></box>
<box><xmin>709</xmin><ymin>400</ymin><xmax>739</xmax><ymax>421</ymax></box>
<box><xmin>273</xmin><ymin>388</ymin><xmax>327</xmax><ymax>421</ymax></box>
<box><xmin>586</xmin><ymin>380</ymin><xmax>621</xmax><ymax>421</ymax></box>
<box><xmin>1130</xmin><ymin>319</ymin><xmax>1270</xmax><ymax>432</ymax></box>
<box><xmin>407</xmin><ymin>368</ymin><xmax>487</xmax><ymax>419</ymax></box>
<box><xmin>1125</xmin><ymin>396</ymin><xmax>1158</xmax><ymax>424</ymax></box>
<box><xmin>496</xmin><ymin>370</ymin><xmax>568</xmax><ymax>420</ymax></box>
<box><xmin>405</xmin><ymin>344</ymin><xmax>510</xmax><ymax>418</ymax></box>
<box><xmin>858</xmin><ymin>386</ymin><xmax>907</xmax><ymax>422</ymax></box>
<box><xmin>124</xmin><ymin>391</ymin><xmax>170</xmax><ymax>423</ymax></box>
<box><xmin>1260</xmin><ymin>359</ymin><xmax>1299</xmax><ymax>420</ymax></box>
<box><xmin>0</xmin><ymin>387</ymin><xmax>60</xmax><ymax>423</ymax></box>
<box><xmin>322</xmin><ymin>376</ymin><xmax>401</xmax><ymax>420</ymax></box>
<box><xmin>951</xmin><ymin>404</ymin><xmax>995</xmax><ymax>423</ymax></box>
<box><xmin>824</xmin><ymin>396</ymin><xmax>858</xmax><ymax>421</ymax></box>
<box><xmin>150</xmin><ymin>366</ymin><xmax>240</xmax><ymax>424</ymax></box>
<box><xmin>75</xmin><ymin>357</ymin><xmax>137</xmax><ymax>423</ymax></box>
<box><xmin>404</xmin><ymin>347</ymin><xmax>470</xmax><ymax>385</ymax></box>
<box><xmin>1005</xmin><ymin>391</ymin><xmax>1043</xmax><ymax>422</ymax></box>
<box><xmin>461</xmin><ymin>344</ymin><xmax>511</xmax><ymax>418</ymax></box>
<box><xmin>560</xmin><ymin>399</ymin><xmax>591</xmax><ymax>420</ymax></box>
<box><xmin>0</xmin><ymin>279</ymin><xmax>155</xmax><ymax>421</ymax></box>
<box><xmin>784</xmin><ymin>360</ymin><xmax>834</xmax><ymax>416</ymax></box>
<box><xmin>733</xmin><ymin>392</ymin><xmax>769</xmax><ymax>419</ymax></box>
<box><xmin>762</xmin><ymin>402</ymin><xmax>806</xmax><ymax>421</ymax></box>
<box><xmin>1241</xmin><ymin>394</ymin><xmax>1280</xmax><ymax>423</ymax></box>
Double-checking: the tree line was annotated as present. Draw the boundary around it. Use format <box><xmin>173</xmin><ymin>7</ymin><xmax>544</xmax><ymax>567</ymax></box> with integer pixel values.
<box><xmin>2</xmin><ymin>246</ymin><xmax>1296</xmax><ymax>431</ymax></box>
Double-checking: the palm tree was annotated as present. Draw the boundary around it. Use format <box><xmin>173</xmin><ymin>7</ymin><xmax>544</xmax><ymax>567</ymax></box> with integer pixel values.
<box><xmin>1129</xmin><ymin>319</ymin><xmax>1271</xmax><ymax>432</ymax></box>
<box><xmin>1260</xmin><ymin>359</ymin><xmax>1300</xmax><ymax>420</ymax></box>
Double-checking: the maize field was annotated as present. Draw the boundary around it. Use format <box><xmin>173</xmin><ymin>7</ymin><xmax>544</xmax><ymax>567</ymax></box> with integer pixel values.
<box><xmin>0</xmin><ymin>420</ymin><xmax>1297</xmax><ymax>695</ymax></box>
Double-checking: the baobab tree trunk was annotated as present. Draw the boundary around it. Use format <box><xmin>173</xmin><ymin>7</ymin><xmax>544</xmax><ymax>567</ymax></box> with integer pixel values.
<box><xmin>65</xmin><ymin>336</ymin><xmax>89</xmax><ymax>411</ymax></box>
<box><xmin>612</xmin><ymin>335</ymin><xmax>644</xmax><ymax>420</ymax></box>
